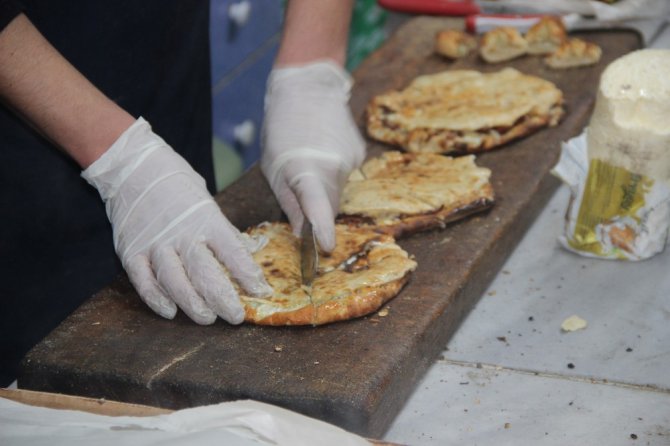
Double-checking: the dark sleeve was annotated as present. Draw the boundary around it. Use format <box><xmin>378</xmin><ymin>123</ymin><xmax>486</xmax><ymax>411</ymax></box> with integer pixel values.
<box><xmin>0</xmin><ymin>0</ymin><xmax>21</xmax><ymax>32</ymax></box>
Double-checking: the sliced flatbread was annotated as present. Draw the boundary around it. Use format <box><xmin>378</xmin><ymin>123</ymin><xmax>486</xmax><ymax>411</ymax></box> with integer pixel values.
<box><xmin>338</xmin><ymin>151</ymin><xmax>494</xmax><ymax>238</ymax></box>
<box><xmin>239</xmin><ymin>222</ymin><xmax>417</xmax><ymax>326</ymax></box>
<box><xmin>526</xmin><ymin>16</ymin><xmax>567</xmax><ymax>55</ymax></box>
<box><xmin>545</xmin><ymin>38</ymin><xmax>602</xmax><ymax>69</ymax></box>
<box><xmin>435</xmin><ymin>29</ymin><xmax>478</xmax><ymax>59</ymax></box>
<box><xmin>366</xmin><ymin>67</ymin><xmax>564</xmax><ymax>155</ymax></box>
<box><xmin>479</xmin><ymin>27</ymin><xmax>528</xmax><ymax>63</ymax></box>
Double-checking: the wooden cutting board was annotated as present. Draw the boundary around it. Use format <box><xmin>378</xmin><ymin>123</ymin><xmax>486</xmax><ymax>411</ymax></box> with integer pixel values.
<box><xmin>18</xmin><ymin>17</ymin><xmax>642</xmax><ymax>438</ymax></box>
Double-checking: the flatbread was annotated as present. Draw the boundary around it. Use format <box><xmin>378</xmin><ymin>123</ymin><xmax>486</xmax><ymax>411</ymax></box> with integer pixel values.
<box><xmin>239</xmin><ymin>222</ymin><xmax>417</xmax><ymax>326</ymax></box>
<box><xmin>526</xmin><ymin>16</ymin><xmax>567</xmax><ymax>55</ymax></box>
<box><xmin>435</xmin><ymin>29</ymin><xmax>478</xmax><ymax>59</ymax></box>
<box><xmin>338</xmin><ymin>151</ymin><xmax>494</xmax><ymax>238</ymax></box>
<box><xmin>479</xmin><ymin>27</ymin><xmax>528</xmax><ymax>63</ymax></box>
<box><xmin>366</xmin><ymin>67</ymin><xmax>564</xmax><ymax>155</ymax></box>
<box><xmin>545</xmin><ymin>38</ymin><xmax>602</xmax><ymax>69</ymax></box>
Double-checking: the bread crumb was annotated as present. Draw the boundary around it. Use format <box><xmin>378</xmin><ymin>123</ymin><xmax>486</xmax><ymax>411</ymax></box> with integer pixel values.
<box><xmin>561</xmin><ymin>315</ymin><xmax>588</xmax><ymax>332</ymax></box>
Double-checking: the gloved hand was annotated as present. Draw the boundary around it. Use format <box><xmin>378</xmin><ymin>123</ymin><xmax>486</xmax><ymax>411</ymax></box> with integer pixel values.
<box><xmin>261</xmin><ymin>60</ymin><xmax>366</xmax><ymax>252</ymax></box>
<box><xmin>82</xmin><ymin>117</ymin><xmax>272</xmax><ymax>325</ymax></box>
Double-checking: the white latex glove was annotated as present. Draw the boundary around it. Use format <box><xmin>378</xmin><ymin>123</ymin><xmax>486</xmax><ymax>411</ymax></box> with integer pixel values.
<box><xmin>82</xmin><ymin>117</ymin><xmax>272</xmax><ymax>325</ymax></box>
<box><xmin>261</xmin><ymin>60</ymin><xmax>366</xmax><ymax>252</ymax></box>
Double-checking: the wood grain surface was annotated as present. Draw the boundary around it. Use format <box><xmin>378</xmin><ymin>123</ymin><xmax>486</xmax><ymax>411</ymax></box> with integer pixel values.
<box><xmin>19</xmin><ymin>17</ymin><xmax>642</xmax><ymax>438</ymax></box>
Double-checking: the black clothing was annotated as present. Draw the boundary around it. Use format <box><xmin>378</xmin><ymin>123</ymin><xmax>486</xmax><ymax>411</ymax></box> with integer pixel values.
<box><xmin>0</xmin><ymin>1</ymin><xmax>214</xmax><ymax>385</ymax></box>
<box><xmin>0</xmin><ymin>0</ymin><xmax>20</xmax><ymax>30</ymax></box>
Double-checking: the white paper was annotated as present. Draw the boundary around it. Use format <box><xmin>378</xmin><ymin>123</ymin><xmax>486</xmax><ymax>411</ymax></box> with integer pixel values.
<box><xmin>477</xmin><ymin>0</ymin><xmax>670</xmax><ymax>20</ymax></box>
<box><xmin>590</xmin><ymin>0</ymin><xmax>670</xmax><ymax>21</ymax></box>
<box><xmin>0</xmin><ymin>398</ymin><xmax>371</xmax><ymax>446</ymax></box>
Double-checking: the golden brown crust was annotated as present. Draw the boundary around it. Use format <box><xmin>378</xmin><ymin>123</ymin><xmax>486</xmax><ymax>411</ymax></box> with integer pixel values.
<box><xmin>402</xmin><ymin>104</ymin><xmax>564</xmax><ymax>154</ymax></box>
<box><xmin>245</xmin><ymin>303</ymin><xmax>315</xmax><ymax>326</ymax></box>
<box><xmin>366</xmin><ymin>68</ymin><xmax>564</xmax><ymax>155</ymax></box>
<box><xmin>238</xmin><ymin>222</ymin><xmax>417</xmax><ymax>326</ymax></box>
<box><xmin>339</xmin><ymin>197</ymin><xmax>494</xmax><ymax>239</ymax></box>
<box><xmin>239</xmin><ymin>223</ymin><xmax>312</xmax><ymax>325</ymax></box>
<box><xmin>387</xmin><ymin>196</ymin><xmax>494</xmax><ymax>238</ymax></box>
<box><xmin>545</xmin><ymin>38</ymin><xmax>602</xmax><ymax>69</ymax></box>
<box><xmin>435</xmin><ymin>29</ymin><xmax>478</xmax><ymax>59</ymax></box>
<box><xmin>526</xmin><ymin>16</ymin><xmax>567</xmax><ymax>55</ymax></box>
<box><xmin>480</xmin><ymin>27</ymin><xmax>528</xmax><ymax>63</ymax></box>
<box><xmin>338</xmin><ymin>152</ymin><xmax>494</xmax><ymax>237</ymax></box>
<box><xmin>312</xmin><ymin>272</ymin><xmax>412</xmax><ymax>325</ymax></box>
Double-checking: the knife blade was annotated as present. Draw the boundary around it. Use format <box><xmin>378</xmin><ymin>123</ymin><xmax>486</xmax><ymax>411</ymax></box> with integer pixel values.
<box><xmin>300</xmin><ymin>219</ymin><xmax>318</xmax><ymax>286</ymax></box>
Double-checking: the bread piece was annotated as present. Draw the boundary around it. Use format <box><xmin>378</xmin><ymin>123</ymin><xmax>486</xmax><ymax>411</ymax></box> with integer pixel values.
<box><xmin>480</xmin><ymin>27</ymin><xmax>528</xmax><ymax>63</ymax></box>
<box><xmin>545</xmin><ymin>38</ymin><xmax>602</xmax><ymax>69</ymax></box>
<box><xmin>435</xmin><ymin>29</ymin><xmax>478</xmax><ymax>59</ymax></box>
<box><xmin>238</xmin><ymin>222</ymin><xmax>417</xmax><ymax>326</ymax></box>
<box><xmin>338</xmin><ymin>151</ymin><xmax>494</xmax><ymax>238</ymax></box>
<box><xmin>366</xmin><ymin>68</ymin><xmax>564</xmax><ymax>155</ymax></box>
<box><xmin>526</xmin><ymin>16</ymin><xmax>567</xmax><ymax>55</ymax></box>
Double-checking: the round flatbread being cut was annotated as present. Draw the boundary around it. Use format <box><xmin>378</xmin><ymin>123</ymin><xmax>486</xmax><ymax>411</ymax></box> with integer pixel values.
<box><xmin>238</xmin><ymin>222</ymin><xmax>417</xmax><ymax>326</ymax></box>
<box><xmin>338</xmin><ymin>151</ymin><xmax>494</xmax><ymax>238</ymax></box>
<box><xmin>366</xmin><ymin>67</ymin><xmax>564</xmax><ymax>155</ymax></box>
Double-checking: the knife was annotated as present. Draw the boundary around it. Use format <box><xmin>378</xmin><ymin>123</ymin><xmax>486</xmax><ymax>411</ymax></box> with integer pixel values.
<box><xmin>300</xmin><ymin>219</ymin><xmax>319</xmax><ymax>286</ymax></box>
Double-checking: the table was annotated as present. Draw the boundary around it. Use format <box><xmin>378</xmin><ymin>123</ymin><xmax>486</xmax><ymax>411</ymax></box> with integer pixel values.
<box><xmin>382</xmin><ymin>17</ymin><xmax>670</xmax><ymax>446</ymax></box>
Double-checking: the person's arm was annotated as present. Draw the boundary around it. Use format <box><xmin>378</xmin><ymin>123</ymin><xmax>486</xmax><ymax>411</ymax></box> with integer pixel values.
<box><xmin>0</xmin><ymin>14</ymin><xmax>134</xmax><ymax>167</ymax></box>
<box><xmin>0</xmin><ymin>13</ymin><xmax>271</xmax><ymax>325</ymax></box>
<box><xmin>261</xmin><ymin>0</ymin><xmax>366</xmax><ymax>252</ymax></box>
<box><xmin>275</xmin><ymin>0</ymin><xmax>355</xmax><ymax>67</ymax></box>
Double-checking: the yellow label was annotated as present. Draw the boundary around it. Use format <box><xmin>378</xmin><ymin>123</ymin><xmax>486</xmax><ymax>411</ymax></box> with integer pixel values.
<box><xmin>569</xmin><ymin>159</ymin><xmax>653</xmax><ymax>257</ymax></box>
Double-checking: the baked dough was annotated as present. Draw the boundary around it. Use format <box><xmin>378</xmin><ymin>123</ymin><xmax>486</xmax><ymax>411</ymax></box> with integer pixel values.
<box><xmin>239</xmin><ymin>222</ymin><xmax>417</xmax><ymax>326</ymax></box>
<box><xmin>435</xmin><ymin>29</ymin><xmax>478</xmax><ymax>59</ymax></box>
<box><xmin>366</xmin><ymin>67</ymin><xmax>564</xmax><ymax>154</ymax></box>
<box><xmin>338</xmin><ymin>151</ymin><xmax>494</xmax><ymax>238</ymax></box>
<box><xmin>526</xmin><ymin>16</ymin><xmax>567</xmax><ymax>55</ymax></box>
<box><xmin>479</xmin><ymin>27</ymin><xmax>528</xmax><ymax>63</ymax></box>
<box><xmin>545</xmin><ymin>38</ymin><xmax>602</xmax><ymax>69</ymax></box>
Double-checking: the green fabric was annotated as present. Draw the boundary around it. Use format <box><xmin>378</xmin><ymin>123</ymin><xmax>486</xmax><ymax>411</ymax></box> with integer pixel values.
<box><xmin>278</xmin><ymin>0</ymin><xmax>387</xmax><ymax>70</ymax></box>
<box><xmin>347</xmin><ymin>0</ymin><xmax>388</xmax><ymax>70</ymax></box>
<box><xmin>212</xmin><ymin>137</ymin><xmax>244</xmax><ymax>192</ymax></box>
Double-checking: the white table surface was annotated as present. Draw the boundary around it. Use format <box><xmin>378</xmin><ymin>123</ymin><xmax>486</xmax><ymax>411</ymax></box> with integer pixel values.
<box><xmin>383</xmin><ymin>19</ymin><xmax>670</xmax><ymax>446</ymax></box>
